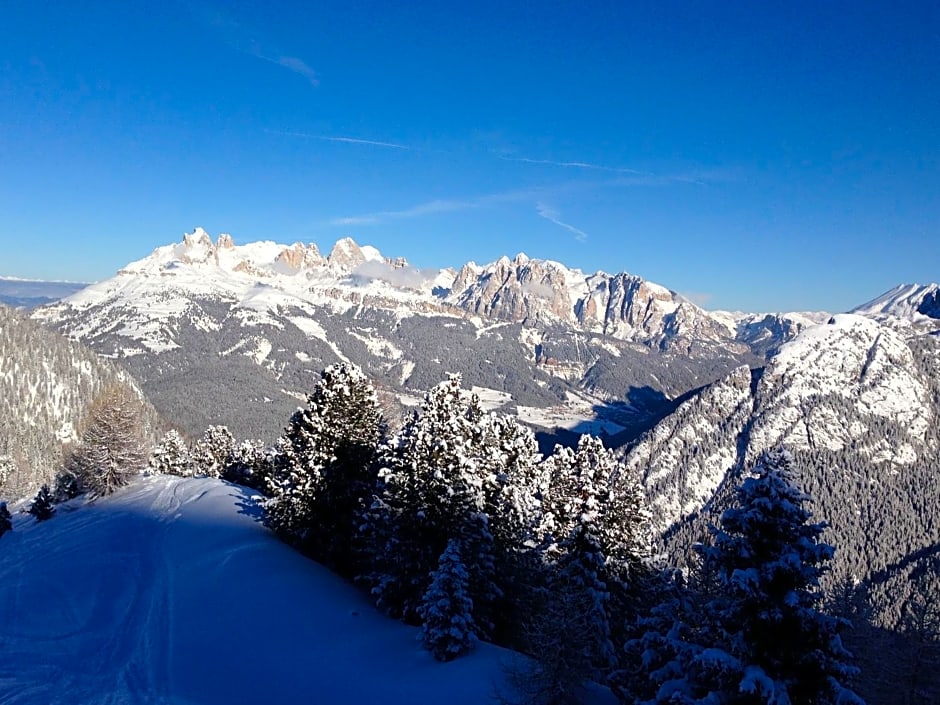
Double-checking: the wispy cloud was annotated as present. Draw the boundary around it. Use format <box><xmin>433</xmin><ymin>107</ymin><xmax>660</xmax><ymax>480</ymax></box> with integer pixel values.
<box><xmin>267</xmin><ymin>129</ymin><xmax>413</xmax><ymax>150</ymax></box>
<box><xmin>330</xmin><ymin>199</ymin><xmax>475</xmax><ymax>226</ymax></box>
<box><xmin>255</xmin><ymin>54</ymin><xmax>319</xmax><ymax>86</ymax></box>
<box><xmin>536</xmin><ymin>202</ymin><xmax>588</xmax><ymax>242</ymax></box>
<box><xmin>501</xmin><ymin>155</ymin><xmax>649</xmax><ymax>176</ymax></box>
<box><xmin>196</xmin><ymin>6</ymin><xmax>319</xmax><ymax>86</ymax></box>
<box><xmin>328</xmin><ymin>187</ymin><xmax>539</xmax><ymax>227</ymax></box>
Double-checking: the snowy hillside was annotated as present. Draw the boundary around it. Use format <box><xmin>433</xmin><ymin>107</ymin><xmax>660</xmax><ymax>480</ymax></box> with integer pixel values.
<box><xmin>628</xmin><ymin>313</ymin><xmax>940</xmax><ymax>534</ymax></box>
<box><xmin>620</xmin><ymin>312</ymin><xmax>940</xmax><ymax>655</ymax></box>
<box><xmin>0</xmin><ymin>476</ymin><xmax>603</xmax><ymax>705</ymax></box>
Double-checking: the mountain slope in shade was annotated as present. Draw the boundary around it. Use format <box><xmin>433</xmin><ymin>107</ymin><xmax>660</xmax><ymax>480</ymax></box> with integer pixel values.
<box><xmin>0</xmin><ymin>475</ymin><xmax>613</xmax><ymax>705</ymax></box>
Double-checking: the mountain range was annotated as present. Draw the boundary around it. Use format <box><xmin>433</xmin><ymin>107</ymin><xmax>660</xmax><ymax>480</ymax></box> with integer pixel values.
<box><xmin>32</xmin><ymin>229</ymin><xmax>939</xmax><ymax>448</ymax></box>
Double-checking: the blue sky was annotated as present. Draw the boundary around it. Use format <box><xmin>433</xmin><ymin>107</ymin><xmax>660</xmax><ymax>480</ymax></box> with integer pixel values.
<box><xmin>0</xmin><ymin>1</ymin><xmax>937</xmax><ymax>312</ymax></box>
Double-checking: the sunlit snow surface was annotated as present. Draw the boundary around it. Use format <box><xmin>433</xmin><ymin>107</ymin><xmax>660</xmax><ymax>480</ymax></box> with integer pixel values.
<box><xmin>0</xmin><ymin>477</ymin><xmax>614</xmax><ymax>705</ymax></box>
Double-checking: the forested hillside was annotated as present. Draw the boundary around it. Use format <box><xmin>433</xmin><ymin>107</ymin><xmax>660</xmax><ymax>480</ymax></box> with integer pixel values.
<box><xmin>0</xmin><ymin>304</ymin><xmax>162</xmax><ymax>497</ymax></box>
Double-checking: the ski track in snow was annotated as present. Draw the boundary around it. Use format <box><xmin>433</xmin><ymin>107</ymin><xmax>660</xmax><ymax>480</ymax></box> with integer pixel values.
<box><xmin>0</xmin><ymin>476</ymin><xmax>613</xmax><ymax>705</ymax></box>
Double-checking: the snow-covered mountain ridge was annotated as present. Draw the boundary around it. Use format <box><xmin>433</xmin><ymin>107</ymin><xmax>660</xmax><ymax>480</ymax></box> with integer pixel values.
<box><xmin>46</xmin><ymin>227</ymin><xmax>746</xmax><ymax>354</ymax></box>
<box><xmin>32</xmin><ymin>229</ymin><xmax>767</xmax><ymax>443</ymax></box>
<box><xmin>852</xmin><ymin>282</ymin><xmax>940</xmax><ymax>326</ymax></box>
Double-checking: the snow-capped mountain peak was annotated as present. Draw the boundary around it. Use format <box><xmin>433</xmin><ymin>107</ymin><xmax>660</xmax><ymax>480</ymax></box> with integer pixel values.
<box><xmin>852</xmin><ymin>282</ymin><xmax>940</xmax><ymax>322</ymax></box>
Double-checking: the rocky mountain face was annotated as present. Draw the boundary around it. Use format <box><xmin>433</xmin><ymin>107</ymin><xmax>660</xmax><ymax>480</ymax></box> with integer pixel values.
<box><xmin>0</xmin><ymin>304</ymin><xmax>161</xmax><ymax>498</ymax></box>
<box><xmin>448</xmin><ymin>254</ymin><xmax>745</xmax><ymax>355</ymax></box>
<box><xmin>33</xmin><ymin>229</ymin><xmax>763</xmax><ymax>444</ymax></box>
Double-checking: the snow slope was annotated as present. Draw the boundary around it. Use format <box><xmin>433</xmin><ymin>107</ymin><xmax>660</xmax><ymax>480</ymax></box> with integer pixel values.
<box><xmin>0</xmin><ymin>476</ymin><xmax>595</xmax><ymax>705</ymax></box>
<box><xmin>852</xmin><ymin>283</ymin><xmax>940</xmax><ymax>320</ymax></box>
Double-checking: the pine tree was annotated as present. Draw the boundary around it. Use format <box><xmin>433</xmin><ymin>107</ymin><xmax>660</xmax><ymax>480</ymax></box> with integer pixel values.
<box><xmin>191</xmin><ymin>425</ymin><xmax>235</xmax><ymax>478</ymax></box>
<box><xmin>28</xmin><ymin>484</ymin><xmax>55</xmax><ymax>521</ymax></box>
<box><xmin>547</xmin><ymin>436</ymin><xmax>618</xmax><ymax>682</ymax></box>
<box><xmin>478</xmin><ymin>413</ymin><xmax>546</xmax><ymax>556</ymax></box>
<box><xmin>70</xmin><ymin>384</ymin><xmax>149</xmax><ymax>498</ymax></box>
<box><xmin>265</xmin><ymin>362</ymin><xmax>384</xmax><ymax>575</ymax></box>
<box><xmin>0</xmin><ymin>502</ymin><xmax>12</xmax><ymax>537</ymax></box>
<box><xmin>220</xmin><ymin>438</ymin><xmax>267</xmax><ymax>490</ymax></box>
<box><xmin>419</xmin><ymin>538</ymin><xmax>477</xmax><ymax>661</ymax></box>
<box><xmin>149</xmin><ymin>429</ymin><xmax>192</xmax><ymax>476</ymax></box>
<box><xmin>526</xmin><ymin>435</ymin><xmax>653</xmax><ymax>698</ymax></box>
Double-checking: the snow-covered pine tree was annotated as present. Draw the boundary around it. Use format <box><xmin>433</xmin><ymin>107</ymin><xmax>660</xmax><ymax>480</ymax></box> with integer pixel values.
<box><xmin>70</xmin><ymin>384</ymin><xmax>149</xmax><ymax>498</ymax></box>
<box><xmin>191</xmin><ymin>425</ymin><xmax>235</xmax><ymax>478</ymax></box>
<box><xmin>0</xmin><ymin>455</ymin><xmax>14</xmax><ymax>494</ymax></box>
<box><xmin>527</xmin><ymin>435</ymin><xmax>653</xmax><ymax>696</ymax></box>
<box><xmin>649</xmin><ymin>448</ymin><xmax>864</xmax><ymax>705</ymax></box>
<box><xmin>149</xmin><ymin>429</ymin><xmax>192</xmax><ymax>476</ymax></box>
<box><xmin>419</xmin><ymin>538</ymin><xmax>477</xmax><ymax>661</ymax></box>
<box><xmin>477</xmin><ymin>413</ymin><xmax>546</xmax><ymax>556</ymax></box>
<box><xmin>220</xmin><ymin>438</ymin><xmax>267</xmax><ymax>490</ymax></box>
<box><xmin>552</xmin><ymin>435</ymin><xmax>618</xmax><ymax>681</ymax></box>
<box><xmin>365</xmin><ymin>374</ymin><xmax>499</xmax><ymax>630</ymax></box>
<box><xmin>0</xmin><ymin>502</ymin><xmax>12</xmax><ymax>537</ymax></box>
<box><xmin>471</xmin><ymin>413</ymin><xmax>545</xmax><ymax>642</ymax></box>
<box><xmin>28</xmin><ymin>485</ymin><xmax>55</xmax><ymax>521</ymax></box>
<box><xmin>266</xmin><ymin>362</ymin><xmax>384</xmax><ymax>575</ymax></box>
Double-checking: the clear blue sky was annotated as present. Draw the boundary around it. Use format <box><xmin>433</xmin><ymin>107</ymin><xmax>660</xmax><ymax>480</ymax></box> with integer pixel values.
<box><xmin>1</xmin><ymin>1</ymin><xmax>937</xmax><ymax>312</ymax></box>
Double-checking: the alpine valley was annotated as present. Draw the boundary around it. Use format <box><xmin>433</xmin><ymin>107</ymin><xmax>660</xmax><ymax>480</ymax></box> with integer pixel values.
<box><xmin>10</xmin><ymin>228</ymin><xmax>940</xmax><ymax>703</ymax></box>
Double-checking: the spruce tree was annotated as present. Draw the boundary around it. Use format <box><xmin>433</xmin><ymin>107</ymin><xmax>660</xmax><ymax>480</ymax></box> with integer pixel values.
<box><xmin>365</xmin><ymin>374</ymin><xmax>499</xmax><ymax>629</ymax></box>
<box><xmin>265</xmin><ymin>363</ymin><xmax>384</xmax><ymax>575</ymax></box>
<box><xmin>645</xmin><ymin>448</ymin><xmax>864</xmax><ymax>704</ymax></box>
<box><xmin>419</xmin><ymin>538</ymin><xmax>477</xmax><ymax>661</ymax></box>
<box><xmin>149</xmin><ymin>429</ymin><xmax>192</xmax><ymax>476</ymax></box>
<box><xmin>28</xmin><ymin>485</ymin><xmax>55</xmax><ymax>521</ymax></box>
<box><xmin>221</xmin><ymin>439</ymin><xmax>267</xmax><ymax>490</ymax></box>
<box><xmin>191</xmin><ymin>425</ymin><xmax>235</xmax><ymax>478</ymax></box>
<box><xmin>528</xmin><ymin>435</ymin><xmax>653</xmax><ymax>697</ymax></box>
<box><xmin>547</xmin><ymin>436</ymin><xmax>619</xmax><ymax>683</ymax></box>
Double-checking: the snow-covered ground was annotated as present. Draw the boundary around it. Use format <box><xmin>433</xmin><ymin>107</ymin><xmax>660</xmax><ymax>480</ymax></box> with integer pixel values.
<box><xmin>0</xmin><ymin>476</ymin><xmax>607</xmax><ymax>705</ymax></box>
<box><xmin>517</xmin><ymin>392</ymin><xmax>628</xmax><ymax>436</ymax></box>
